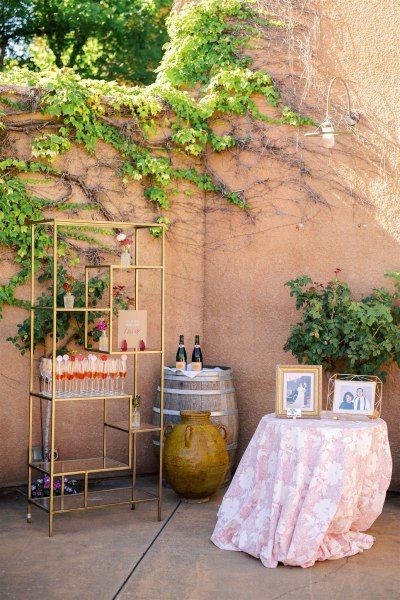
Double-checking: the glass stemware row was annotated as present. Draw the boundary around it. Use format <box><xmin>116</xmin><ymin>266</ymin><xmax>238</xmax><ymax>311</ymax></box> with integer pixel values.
<box><xmin>39</xmin><ymin>357</ymin><xmax>127</xmax><ymax>397</ymax></box>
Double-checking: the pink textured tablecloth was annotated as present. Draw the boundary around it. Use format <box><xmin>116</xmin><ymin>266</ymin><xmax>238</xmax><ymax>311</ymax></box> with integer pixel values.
<box><xmin>211</xmin><ymin>412</ymin><xmax>392</xmax><ymax>568</ymax></box>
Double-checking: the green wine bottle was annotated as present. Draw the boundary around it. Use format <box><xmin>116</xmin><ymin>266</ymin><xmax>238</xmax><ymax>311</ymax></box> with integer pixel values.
<box><xmin>191</xmin><ymin>335</ymin><xmax>203</xmax><ymax>371</ymax></box>
<box><xmin>176</xmin><ymin>335</ymin><xmax>187</xmax><ymax>370</ymax></box>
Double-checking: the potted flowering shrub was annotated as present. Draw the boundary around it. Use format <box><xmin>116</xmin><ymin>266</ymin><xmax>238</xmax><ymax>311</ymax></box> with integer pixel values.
<box><xmin>284</xmin><ymin>269</ymin><xmax>400</xmax><ymax>382</ymax></box>
<box><xmin>31</xmin><ymin>476</ymin><xmax>79</xmax><ymax>506</ymax></box>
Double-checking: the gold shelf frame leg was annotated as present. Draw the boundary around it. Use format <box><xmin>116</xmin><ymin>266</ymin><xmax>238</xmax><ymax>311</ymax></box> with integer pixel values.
<box><xmin>158</xmin><ymin>226</ymin><xmax>165</xmax><ymax>522</ymax></box>
<box><xmin>28</xmin><ymin>223</ymin><xmax>36</xmax><ymax>523</ymax></box>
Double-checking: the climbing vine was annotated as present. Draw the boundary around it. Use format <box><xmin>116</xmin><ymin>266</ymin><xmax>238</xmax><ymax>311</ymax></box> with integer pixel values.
<box><xmin>0</xmin><ymin>0</ymin><xmax>314</xmax><ymax>348</ymax></box>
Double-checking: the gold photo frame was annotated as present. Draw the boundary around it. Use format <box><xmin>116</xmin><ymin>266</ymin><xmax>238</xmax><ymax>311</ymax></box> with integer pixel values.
<box><xmin>276</xmin><ymin>365</ymin><xmax>322</xmax><ymax>418</ymax></box>
<box><xmin>327</xmin><ymin>374</ymin><xmax>382</xmax><ymax>419</ymax></box>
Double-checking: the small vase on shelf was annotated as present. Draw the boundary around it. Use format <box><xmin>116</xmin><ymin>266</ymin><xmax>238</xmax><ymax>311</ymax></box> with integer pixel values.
<box><xmin>131</xmin><ymin>408</ymin><xmax>141</xmax><ymax>428</ymax></box>
<box><xmin>63</xmin><ymin>292</ymin><xmax>75</xmax><ymax>308</ymax></box>
<box><xmin>99</xmin><ymin>329</ymin><xmax>109</xmax><ymax>352</ymax></box>
<box><xmin>131</xmin><ymin>395</ymin><xmax>141</xmax><ymax>428</ymax></box>
<box><xmin>120</xmin><ymin>249</ymin><xmax>131</xmax><ymax>266</ymax></box>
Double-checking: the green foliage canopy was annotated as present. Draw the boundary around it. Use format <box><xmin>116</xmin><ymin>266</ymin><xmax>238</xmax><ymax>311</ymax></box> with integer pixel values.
<box><xmin>1</xmin><ymin>0</ymin><xmax>172</xmax><ymax>84</ymax></box>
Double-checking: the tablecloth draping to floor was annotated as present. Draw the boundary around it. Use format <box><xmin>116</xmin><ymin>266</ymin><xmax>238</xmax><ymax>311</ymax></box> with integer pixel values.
<box><xmin>211</xmin><ymin>412</ymin><xmax>392</xmax><ymax>568</ymax></box>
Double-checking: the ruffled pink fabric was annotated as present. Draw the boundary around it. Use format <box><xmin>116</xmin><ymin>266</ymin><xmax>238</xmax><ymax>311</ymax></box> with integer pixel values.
<box><xmin>211</xmin><ymin>412</ymin><xmax>392</xmax><ymax>568</ymax></box>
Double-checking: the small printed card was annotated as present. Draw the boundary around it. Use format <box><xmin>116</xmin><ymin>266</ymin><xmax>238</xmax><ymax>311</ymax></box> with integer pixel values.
<box><xmin>117</xmin><ymin>310</ymin><xmax>147</xmax><ymax>350</ymax></box>
<box><xmin>287</xmin><ymin>407</ymin><xmax>302</xmax><ymax>418</ymax></box>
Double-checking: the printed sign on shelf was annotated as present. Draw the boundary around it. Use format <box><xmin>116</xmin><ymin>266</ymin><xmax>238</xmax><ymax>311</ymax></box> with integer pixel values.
<box><xmin>117</xmin><ymin>310</ymin><xmax>147</xmax><ymax>350</ymax></box>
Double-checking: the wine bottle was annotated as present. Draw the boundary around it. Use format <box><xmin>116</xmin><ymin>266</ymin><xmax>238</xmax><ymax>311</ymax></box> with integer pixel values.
<box><xmin>191</xmin><ymin>335</ymin><xmax>203</xmax><ymax>371</ymax></box>
<box><xmin>176</xmin><ymin>334</ymin><xmax>187</xmax><ymax>370</ymax></box>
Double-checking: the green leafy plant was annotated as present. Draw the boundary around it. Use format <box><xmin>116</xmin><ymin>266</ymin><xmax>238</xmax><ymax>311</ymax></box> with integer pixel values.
<box><xmin>284</xmin><ymin>270</ymin><xmax>400</xmax><ymax>382</ymax></box>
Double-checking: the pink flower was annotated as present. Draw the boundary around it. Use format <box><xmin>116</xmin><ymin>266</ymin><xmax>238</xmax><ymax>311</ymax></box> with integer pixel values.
<box><xmin>97</xmin><ymin>318</ymin><xmax>107</xmax><ymax>331</ymax></box>
<box><xmin>116</xmin><ymin>233</ymin><xmax>126</xmax><ymax>242</ymax></box>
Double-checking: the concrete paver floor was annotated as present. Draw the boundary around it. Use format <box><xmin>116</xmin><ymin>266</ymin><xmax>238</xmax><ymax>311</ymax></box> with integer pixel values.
<box><xmin>0</xmin><ymin>479</ymin><xmax>399</xmax><ymax>600</ymax></box>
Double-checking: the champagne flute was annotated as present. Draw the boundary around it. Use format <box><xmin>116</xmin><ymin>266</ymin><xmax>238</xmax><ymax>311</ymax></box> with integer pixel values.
<box><xmin>119</xmin><ymin>355</ymin><xmax>127</xmax><ymax>393</ymax></box>
<box><xmin>66</xmin><ymin>361</ymin><xmax>74</xmax><ymax>396</ymax></box>
<box><xmin>100</xmin><ymin>356</ymin><xmax>107</xmax><ymax>394</ymax></box>
<box><xmin>43</xmin><ymin>358</ymin><xmax>52</xmax><ymax>396</ymax></box>
<box><xmin>39</xmin><ymin>358</ymin><xmax>46</xmax><ymax>394</ymax></box>
<box><xmin>88</xmin><ymin>355</ymin><xmax>97</xmax><ymax>394</ymax></box>
<box><xmin>108</xmin><ymin>359</ymin><xmax>117</xmax><ymax>394</ymax></box>
<box><xmin>62</xmin><ymin>355</ymin><xmax>70</xmax><ymax>395</ymax></box>
<box><xmin>56</xmin><ymin>356</ymin><xmax>63</xmax><ymax>396</ymax></box>
<box><xmin>76</xmin><ymin>355</ymin><xmax>85</xmax><ymax>396</ymax></box>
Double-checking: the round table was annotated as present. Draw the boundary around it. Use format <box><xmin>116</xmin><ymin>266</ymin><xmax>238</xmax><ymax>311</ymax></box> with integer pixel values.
<box><xmin>211</xmin><ymin>412</ymin><xmax>392</xmax><ymax>568</ymax></box>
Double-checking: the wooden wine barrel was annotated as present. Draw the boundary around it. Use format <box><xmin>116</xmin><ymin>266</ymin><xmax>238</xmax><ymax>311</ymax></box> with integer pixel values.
<box><xmin>153</xmin><ymin>366</ymin><xmax>238</xmax><ymax>484</ymax></box>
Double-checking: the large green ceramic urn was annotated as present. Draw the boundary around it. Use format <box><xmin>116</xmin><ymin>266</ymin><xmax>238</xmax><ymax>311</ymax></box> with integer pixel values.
<box><xmin>163</xmin><ymin>411</ymin><xmax>229</xmax><ymax>501</ymax></box>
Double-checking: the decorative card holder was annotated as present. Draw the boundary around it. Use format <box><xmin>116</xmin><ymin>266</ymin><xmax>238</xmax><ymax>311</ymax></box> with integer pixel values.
<box><xmin>117</xmin><ymin>309</ymin><xmax>147</xmax><ymax>351</ymax></box>
<box><xmin>326</xmin><ymin>374</ymin><xmax>382</xmax><ymax>419</ymax></box>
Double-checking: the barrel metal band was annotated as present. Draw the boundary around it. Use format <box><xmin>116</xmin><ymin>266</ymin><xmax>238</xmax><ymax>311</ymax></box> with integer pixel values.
<box><xmin>153</xmin><ymin>440</ymin><xmax>238</xmax><ymax>451</ymax></box>
<box><xmin>158</xmin><ymin>386</ymin><xmax>235</xmax><ymax>396</ymax></box>
<box><xmin>164</xmin><ymin>375</ymin><xmax>232</xmax><ymax>383</ymax></box>
<box><xmin>153</xmin><ymin>407</ymin><xmax>238</xmax><ymax>416</ymax></box>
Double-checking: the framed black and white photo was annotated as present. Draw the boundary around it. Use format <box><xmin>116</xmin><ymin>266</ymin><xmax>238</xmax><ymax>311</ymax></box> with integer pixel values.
<box><xmin>276</xmin><ymin>365</ymin><xmax>322</xmax><ymax>418</ymax></box>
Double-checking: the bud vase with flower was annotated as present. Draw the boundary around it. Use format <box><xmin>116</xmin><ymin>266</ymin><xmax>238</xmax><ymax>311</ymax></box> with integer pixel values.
<box><xmin>117</xmin><ymin>233</ymin><xmax>133</xmax><ymax>266</ymax></box>
<box><xmin>97</xmin><ymin>318</ymin><xmax>109</xmax><ymax>352</ymax></box>
<box><xmin>132</xmin><ymin>395</ymin><xmax>141</xmax><ymax>428</ymax></box>
<box><xmin>62</xmin><ymin>276</ymin><xmax>76</xmax><ymax>308</ymax></box>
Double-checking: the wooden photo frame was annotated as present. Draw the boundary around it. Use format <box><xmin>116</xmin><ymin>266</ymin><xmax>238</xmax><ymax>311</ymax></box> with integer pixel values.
<box><xmin>327</xmin><ymin>374</ymin><xmax>382</xmax><ymax>419</ymax></box>
<box><xmin>276</xmin><ymin>365</ymin><xmax>322</xmax><ymax>418</ymax></box>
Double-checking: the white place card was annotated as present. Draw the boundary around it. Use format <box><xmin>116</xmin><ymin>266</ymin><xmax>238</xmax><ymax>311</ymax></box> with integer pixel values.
<box><xmin>287</xmin><ymin>408</ymin><xmax>302</xmax><ymax>418</ymax></box>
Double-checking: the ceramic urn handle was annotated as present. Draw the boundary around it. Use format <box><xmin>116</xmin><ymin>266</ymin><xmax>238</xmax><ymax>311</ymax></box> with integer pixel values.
<box><xmin>218</xmin><ymin>424</ymin><xmax>228</xmax><ymax>440</ymax></box>
<box><xmin>185</xmin><ymin>425</ymin><xmax>193</xmax><ymax>448</ymax></box>
<box><xmin>163</xmin><ymin>423</ymin><xmax>174</xmax><ymax>440</ymax></box>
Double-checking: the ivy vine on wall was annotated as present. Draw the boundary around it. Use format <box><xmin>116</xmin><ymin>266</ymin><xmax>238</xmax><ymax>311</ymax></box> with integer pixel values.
<box><xmin>0</xmin><ymin>0</ymin><xmax>314</xmax><ymax>341</ymax></box>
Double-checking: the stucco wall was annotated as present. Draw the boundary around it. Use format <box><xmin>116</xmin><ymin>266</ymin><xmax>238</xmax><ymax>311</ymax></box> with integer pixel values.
<box><xmin>1</xmin><ymin>0</ymin><xmax>400</xmax><ymax>488</ymax></box>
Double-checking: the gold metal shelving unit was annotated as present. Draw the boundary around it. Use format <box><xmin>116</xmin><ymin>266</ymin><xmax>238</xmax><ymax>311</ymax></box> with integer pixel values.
<box><xmin>27</xmin><ymin>219</ymin><xmax>165</xmax><ymax>536</ymax></box>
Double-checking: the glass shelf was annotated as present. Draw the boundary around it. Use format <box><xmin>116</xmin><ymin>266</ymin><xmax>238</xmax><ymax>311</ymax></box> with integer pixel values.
<box><xmin>105</xmin><ymin>421</ymin><xmax>162</xmax><ymax>434</ymax></box>
<box><xmin>30</xmin><ymin>391</ymin><xmax>131</xmax><ymax>402</ymax></box>
<box><xmin>32</xmin><ymin>306</ymin><xmax>112</xmax><ymax>312</ymax></box>
<box><xmin>29</xmin><ymin>486</ymin><xmax>159</xmax><ymax>513</ymax></box>
<box><xmin>30</xmin><ymin>456</ymin><xmax>130</xmax><ymax>476</ymax></box>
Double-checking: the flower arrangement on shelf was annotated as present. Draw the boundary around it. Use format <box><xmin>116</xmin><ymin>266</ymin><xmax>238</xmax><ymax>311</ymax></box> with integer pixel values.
<box><xmin>116</xmin><ymin>233</ymin><xmax>133</xmax><ymax>252</ymax></box>
<box><xmin>97</xmin><ymin>318</ymin><xmax>107</xmax><ymax>332</ymax></box>
<box><xmin>62</xmin><ymin>275</ymin><xmax>77</xmax><ymax>294</ymax></box>
<box><xmin>132</xmin><ymin>394</ymin><xmax>141</xmax><ymax>428</ymax></box>
<box><xmin>31</xmin><ymin>476</ymin><xmax>79</xmax><ymax>497</ymax></box>
<box><xmin>97</xmin><ymin>318</ymin><xmax>109</xmax><ymax>351</ymax></box>
<box><xmin>62</xmin><ymin>275</ymin><xmax>77</xmax><ymax>308</ymax></box>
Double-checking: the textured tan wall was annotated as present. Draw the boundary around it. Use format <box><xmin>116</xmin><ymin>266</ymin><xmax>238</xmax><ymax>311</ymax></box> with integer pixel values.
<box><xmin>1</xmin><ymin>0</ymin><xmax>400</xmax><ymax>488</ymax></box>
<box><xmin>201</xmin><ymin>0</ymin><xmax>400</xmax><ymax>489</ymax></box>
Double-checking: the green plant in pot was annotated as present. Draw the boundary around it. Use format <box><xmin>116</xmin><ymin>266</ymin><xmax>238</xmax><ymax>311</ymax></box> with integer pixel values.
<box><xmin>284</xmin><ymin>269</ymin><xmax>400</xmax><ymax>382</ymax></box>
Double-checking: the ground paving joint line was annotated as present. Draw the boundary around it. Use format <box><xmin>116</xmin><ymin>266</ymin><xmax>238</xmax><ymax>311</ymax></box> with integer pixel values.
<box><xmin>112</xmin><ymin>499</ymin><xmax>182</xmax><ymax>600</ymax></box>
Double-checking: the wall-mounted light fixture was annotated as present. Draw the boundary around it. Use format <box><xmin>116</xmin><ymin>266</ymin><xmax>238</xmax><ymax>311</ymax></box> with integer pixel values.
<box><xmin>304</xmin><ymin>77</ymin><xmax>359</xmax><ymax>148</ymax></box>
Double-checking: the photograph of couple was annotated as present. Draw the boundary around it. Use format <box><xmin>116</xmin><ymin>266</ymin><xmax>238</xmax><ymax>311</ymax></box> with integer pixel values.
<box><xmin>284</xmin><ymin>375</ymin><xmax>313</xmax><ymax>409</ymax></box>
<box><xmin>333</xmin><ymin>380</ymin><xmax>376</xmax><ymax>416</ymax></box>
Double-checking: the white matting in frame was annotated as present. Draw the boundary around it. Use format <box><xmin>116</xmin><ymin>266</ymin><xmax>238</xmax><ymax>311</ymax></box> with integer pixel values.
<box><xmin>276</xmin><ymin>365</ymin><xmax>322</xmax><ymax>418</ymax></box>
<box><xmin>327</xmin><ymin>374</ymin><xmax>382</xmax><ymax>419</ymax></box>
